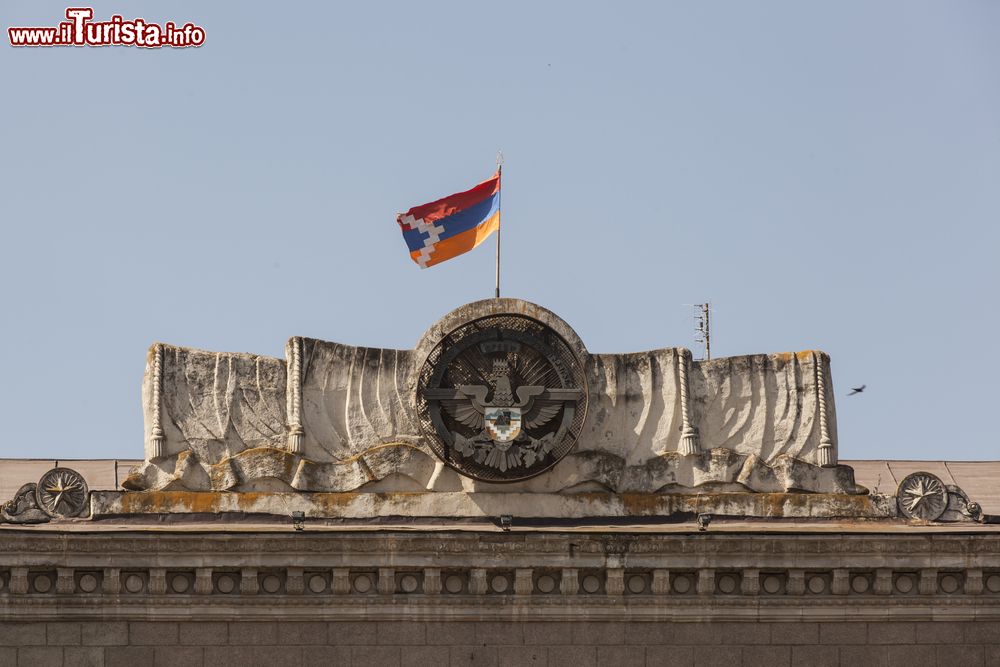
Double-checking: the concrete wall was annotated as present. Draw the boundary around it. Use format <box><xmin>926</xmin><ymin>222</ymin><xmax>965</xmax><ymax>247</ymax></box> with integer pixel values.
<box><xmin>0</xmin><ymin>620</ymin><xmax>995</xmax><ymax>666</ymax></box>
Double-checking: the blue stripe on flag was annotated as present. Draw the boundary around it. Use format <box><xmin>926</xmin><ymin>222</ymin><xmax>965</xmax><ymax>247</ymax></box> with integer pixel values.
<box><xmin>401</xmin><ymin>192</ymin><xmax>499</xmax><ymax>252</ymax></box>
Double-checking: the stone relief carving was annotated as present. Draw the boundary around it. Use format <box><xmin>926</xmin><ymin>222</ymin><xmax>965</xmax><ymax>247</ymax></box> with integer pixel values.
<box><xmin>1</xmin><ymin>299</ymin><xmax>991</xmax><ymax>526</ymax></box>
<box><xmin>897</xmin><ymin>471</ymin><xmax>948</xmax><ymax>521</ymax></box>
<box><xmin>35</xmin><ymin>467</ymin><xmax>89</xmax><ymax>518</ymax></box>
<box><xmin>0</xmin><ymin>484</ymin><xmax>49</xmax><ymax>524</ymax></box>
<box><xmin>896</xmin><ymin>471</ymin><xmax>982</xmax><ymax>522</ymax></box>
<box><xmin>1</xmin><ymin>468</ymin><xmax>90</xmax><ymax>524</ymax></box>
<box><xmin>417</xmin><ymin>313</ymin><xmax>586</xmax><ymax>481</ymax></box>
<box><xmin>123</xmin><ymin>299</ymin><xmax>865</xmax><ymax>495</ymax></box>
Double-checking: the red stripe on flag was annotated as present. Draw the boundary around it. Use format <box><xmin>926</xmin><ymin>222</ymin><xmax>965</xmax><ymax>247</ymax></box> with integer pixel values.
<box><xmin>398</xmin><ymin>172</ymin><xmax>500</xmax><ymax>229</ymax></box>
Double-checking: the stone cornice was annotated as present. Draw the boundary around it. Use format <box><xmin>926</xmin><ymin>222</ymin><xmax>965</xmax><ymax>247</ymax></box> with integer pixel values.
<box><xmin>1</xmin><ymin>530</ymin><xmax>999</xmax><ymax>622</ymax></box>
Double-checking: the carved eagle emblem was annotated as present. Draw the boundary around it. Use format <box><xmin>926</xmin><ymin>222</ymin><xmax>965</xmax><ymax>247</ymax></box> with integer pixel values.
<box><xmin>423</xmin><ymin>356</ymin><xmax>581</xmax><ymax>472</ymax></box>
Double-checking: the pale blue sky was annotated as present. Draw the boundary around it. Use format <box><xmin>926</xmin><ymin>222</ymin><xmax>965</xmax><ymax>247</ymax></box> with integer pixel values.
<box><xmin>1</xmin><ymin>1</ymin><xmax>998</xmax><ymax>461</ymax></box>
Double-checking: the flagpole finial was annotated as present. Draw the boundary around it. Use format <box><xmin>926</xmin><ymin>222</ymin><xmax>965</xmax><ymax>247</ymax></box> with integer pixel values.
<box><xmin>496</xmin><ymin>150</ymin><xmax>504</xmax><ymax>168</ymax></box>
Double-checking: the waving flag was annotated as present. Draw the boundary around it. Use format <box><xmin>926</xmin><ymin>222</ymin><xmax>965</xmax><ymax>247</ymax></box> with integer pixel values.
<box><xmin>397</xmin><ymin>172</ymin><xmax>501</xmax><ymax>269</ymax></box>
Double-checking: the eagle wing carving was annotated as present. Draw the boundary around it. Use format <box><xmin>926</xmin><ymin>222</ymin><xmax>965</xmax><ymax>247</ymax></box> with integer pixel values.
<box><xmin>440</xmin><ymin>399</ymin><xmax>485</xmax><ymax>430</ymax></box>
<box><xmin>523</xmin><ymin>400</ymin><xmax>561</xmax><ymax>429</ymax></box>
<box><xmin>438</xmin><ymin>384</ymin><xmax>489</xmax><ymax>430</ymax></box>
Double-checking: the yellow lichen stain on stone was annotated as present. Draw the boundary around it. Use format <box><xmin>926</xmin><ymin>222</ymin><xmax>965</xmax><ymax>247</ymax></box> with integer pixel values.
<box><xmin>119</xmin><ymin>491</ymin><xmax>214</xmax><ymax>514</ymax></box>
<box><xmin>340</xmin><ymin>442</ymin><xmax>428</xmax><ymax>464</ymax></box>
<box><xmin>620</xmin><ymin>494</ymin><xmax>673</xmax><ymax>516</ymax></box>
<box><xmin>309</xmin><ymin>493</ymin><xmax>367</xmax><ymax>511</ymax></box>
<box><xmin>233</xmin><ymin>492</ymin><xmax>267</xmax><ymax>512</ymax></box>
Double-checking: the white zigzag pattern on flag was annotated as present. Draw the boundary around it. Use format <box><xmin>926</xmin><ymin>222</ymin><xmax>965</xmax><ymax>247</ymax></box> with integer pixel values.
<box><xmin>400</xmin><ymin>214</ymin><xmax>445</xmax><ymax>269</ymax></box>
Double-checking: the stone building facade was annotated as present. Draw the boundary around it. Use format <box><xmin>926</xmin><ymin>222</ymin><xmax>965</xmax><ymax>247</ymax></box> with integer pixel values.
<box><xmin>1</xmin><ymin>525</ymin><xmax>999</xmax><ymax>666</ymax></box>
<box><xmin>1</xmin><ymin>299</ymin><xmax>997</xmax><ymax>666</ymax></box>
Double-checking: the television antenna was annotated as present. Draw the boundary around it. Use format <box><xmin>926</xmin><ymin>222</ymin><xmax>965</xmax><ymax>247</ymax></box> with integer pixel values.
<box><xmin>692</xmin><ymin>302</ymin><xmax>711</xmax><ymax>361</ymax></box>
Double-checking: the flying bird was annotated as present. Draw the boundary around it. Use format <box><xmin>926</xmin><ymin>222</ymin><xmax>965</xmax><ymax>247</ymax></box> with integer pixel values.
<box><xmin>847</xmin><ymin>385</ymin><xmax>866</xmax><ymax>396</ymax></box>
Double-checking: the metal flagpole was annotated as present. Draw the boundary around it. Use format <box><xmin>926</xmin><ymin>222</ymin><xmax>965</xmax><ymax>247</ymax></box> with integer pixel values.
<box><xmin>495</xmin><ymin>151</ymin><xmax>503</xmax><ymax>298</ymax></box>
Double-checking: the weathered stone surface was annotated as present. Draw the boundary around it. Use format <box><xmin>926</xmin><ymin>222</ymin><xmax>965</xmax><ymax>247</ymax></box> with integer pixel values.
<box><xmin>299</xmin><ymin>341</ymin><xmax>421</xmax><ymax>462</ymax></box>
<box><xmin>91</xmin><ymin>489</ymin><xmax>893</xmax><ymax>520</ymax></box>
<box><xmin>0</xmin><ymin>623</ymin><xmax>45</xmax><ymax>646</ymax></box>
<box><xmin>45</xmin><ymin>623</ymin><xmax>80</xmax><ymax>646</ymax></box>
<box><xmin>401</xmin><ymin>646</ymin><xmax>450</xmax><ymax>666</ymax></box>
<box><xmin>0</xmin><ymin>530</ymin><xmax>999</xmax><ymax>627</ymax></box>
<box><xmin>645</xmin><ymin>645</ymin><xmax>695</xmax><ymax>666</ymax></box>
<box><xmin>126</xmin><ymin>299</ymin><xmax>860</xmax><ymax>498</ymax></box>
<box><xmin>499</xmin><ymin>646</ymin><xmax>546</xmax><ymax>666</ymax></box>
<box><xmin>129</xmin><ymin>622</ymin><xmax>177</xmax><ymax>646</ymax></box>
<box><xmin>597</xmin><ymin>646</ymin><xmax>645</xmax><ymax>667</ymax></box>
<box><xmin>178</xmin><ymin>622</ymin><xmax>227</xmax><ymax>646</ymax></box>
<box><xmin>63</xmin><ymin>647</ymin><xmax>104</xmax><ymax>667</ymax></box>
<box><xmin>0</xmin><ymin>617</ymin><xmax>998</xmax><ymax>665</ymax></box>
<box><xmin>0</xmin><ymin>484</ymin><xmax>48</xmax><ymax>524</ymax></box>
<box><xmin>16</xmin><ymin>646</ymin><xmax>62</xmax><ymax>665</ymax></box>
<box><xmin>143</xmin><ymin>345</ymin><xmax>287</xmax><ymax>463</ymax></box>
<box><xmin>80</xmin><ymin>622</ymin><xmax>127</xmax><ymax>647</ymax></box>
<box><xmin>791</xmin><ymin>646</ymin><xmax>837</xmax><ymax>667</ymax></box>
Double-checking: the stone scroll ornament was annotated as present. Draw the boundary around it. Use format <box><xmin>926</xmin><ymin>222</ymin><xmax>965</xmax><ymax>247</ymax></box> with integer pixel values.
<box><xmin>417</xmin><ymin>314</ymin><xmax>588</xmax><ymax>482</ymax></box>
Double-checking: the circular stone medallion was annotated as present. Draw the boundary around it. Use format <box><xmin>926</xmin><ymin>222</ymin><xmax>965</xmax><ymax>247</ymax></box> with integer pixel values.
<box><xmin>626</xmin><ymin>575</ymin><xmax>647</xmax><ymax>594</ymax></box>
<box><xmin>215</xmin><ymin>575</ymin><xmax>236</xmax><ymax>594</ymax></box>
<box><xmin>78</xmin><ymin>574</ymin><xmax>98</xmax><ymax>593</ymax></box>
<box><xmin>762</xmin><ymin>575</ymin><xmax>782</xmax><ymax>594</ymax></box>
<box><xmin>417</xmin><ymin>314</ymin><xmax>587</xmax><ymax>482</ymax></box>
<box><xmin>939</xmin><ymin>575</ymin><xmax>960</xmax><ymax>594</ymax></box>
<box><xmin>896</xmin><ymin>472</ymin><xmax>948</xmax><ymax>521</ymax></box>
<box><xmin>35</xmin><ymin>468</ymin><xmax>89</xmax><ymax>519</ymax></box>
<box><xmin>490</xmin><ymin>575</ymin><xmax>509</xmax><ymax>593</ymax></box>
<box><xmin>581</xmin><ymin>575</ymin><xmax>601</xmax><ymax>594</ymax></box>
<box><xmin>124</xmin><ymin>574</ymin><xmax>144</xmax><ymax>593</ymax></box>
<box><xmin>807</xmin><ymin>576</ymin><xmax>827</xmax><ymax>594</ymax></box>
<box><xmin>717</xmin><ymin>574</ymin><xmax>738</xmax><ymax>594</ymax></box>
<box><xmin>400</xmin><ymin>575</ymin><xmax>419</xmax><ymax>593</ymax></box>
<box><xmin>444</xmin><ymin>575</ymin><xmax>465</xmax><ymax>594</ymax></box>
<box><xmin>353</xmin><ymin>575</ymin><xmax>372</xmax><ymax>594</ymax></box>
<box><xmin>308</xmin><ymin>575</ymin><xmax>328</xmax><ymax>594</ymax></box>
<box><xmin>33</xmin><ymin>574</ymin><xmax>53</xmax><ymax>594</ymax></box>
<box><xmin>261</xmin><ymin>575</ymin><xmax>281</xmax><ymax>594</ymax></box>
<box><xmin>536</xmin><ymin>575</ymin><xmax>557</xmax><ymax>594</ymax></box>
<box><xmin>170</xmin><ymin>575</ymin><xmax>190</xmax><ymax>594</ymax></box>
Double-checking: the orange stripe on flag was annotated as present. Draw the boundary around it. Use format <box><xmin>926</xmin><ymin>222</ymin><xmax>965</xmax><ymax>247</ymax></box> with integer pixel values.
<box><xmin>408</xmin><ymin>211</ymin><xmax>499</xmax><ymax>268</ymax></box>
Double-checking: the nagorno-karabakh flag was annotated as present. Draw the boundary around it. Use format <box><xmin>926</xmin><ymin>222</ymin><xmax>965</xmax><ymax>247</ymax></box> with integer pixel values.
<box><xmin>397</xmin><ymin>172</ymin><xmax>500</xmax><ymax>268</ymax></box>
